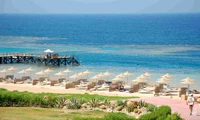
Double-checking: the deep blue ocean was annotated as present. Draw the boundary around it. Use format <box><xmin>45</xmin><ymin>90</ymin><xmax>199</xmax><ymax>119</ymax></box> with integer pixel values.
<box><xmin>0</xmin><ymin>14</ymin><xmax>200</xmax><ymax>88</ymax></box>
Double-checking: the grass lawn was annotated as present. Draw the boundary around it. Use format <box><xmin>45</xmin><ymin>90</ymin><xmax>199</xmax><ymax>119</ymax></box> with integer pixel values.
<box><xmin>0</xmin><ymin>107</ymin><xmax>106</xmax><ymax>120</ymax></box>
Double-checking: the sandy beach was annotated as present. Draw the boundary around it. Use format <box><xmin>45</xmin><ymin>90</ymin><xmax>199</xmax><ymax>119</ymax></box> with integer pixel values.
<box><xmin>0</xmin><ymin>82</ymin><xmax>153</xmax><ymax>98</ymax></box>
<box><xmin>0</xmin><ymin>82</ymin><xmax>185</xmax><ymax>99</ymax></box>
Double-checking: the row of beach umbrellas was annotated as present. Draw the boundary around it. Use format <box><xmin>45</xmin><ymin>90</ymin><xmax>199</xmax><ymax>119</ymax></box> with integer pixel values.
<box><xmin>0</xmin><ymin>66</ymin><xmax>35</xmax><ymax>77</ymax></box>
<box><xmin>0</xmin><ymin>67</ymin><xmax>197</xmax><ymax>90</ymax></box>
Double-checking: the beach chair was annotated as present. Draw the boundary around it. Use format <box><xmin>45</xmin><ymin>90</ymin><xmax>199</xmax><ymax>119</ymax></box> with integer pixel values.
<box><xmin>76</xmin><ymin>80</ymin><xmax>88</xmax><ymax>88</ymax></box>
<box><xmin>14</xmin><ymin>78</ymin><xmax>24</xmax><ymax>84</ymax></box>
<box><xmin>109</xmin><ymin>83</ymin><xmax>118</xmax><ymax>92</ymax></box>
<box><xmin>32</xmin><ymin>79</ymin><xmax>39</xmax><ymax>85</ymax></box>
<box><xmin>65</xmin><ymin>82</ymin><xmax>76</xmax><ymax>89</ymax></box>
<box><xmin>129</xmin><ymin>85</ymin><xmax>139</xmax><ymax>93</ymax></box>
<box><xmin>179</xmin><ymin>87</ymin><xmax>187</xmax><ymax>97</ymax></box>
<box><xmin>75</xmin><ymin>82</ymin><xmax>88</xmax><ymax>90</ymax></box>
<box><xmin>22</xmin><ymin>76</ymin><xmax>31</xmax><ymax>81</ymax></box>
<box><xmin>138</xmin><ymin>86</ymin><xmax>155</xmax><ymax>94</ymax></box>
<box><xmin>22</xmin><ymin>76</ymin><xmax>32</xmax><ymax>84</ymax></box>
<box><xmin>3</xmin><ymin>75</ymin><xmax>14</xmax><ymax>83</ymax></box>
<box><xmin>124</xmin><ymin>85</ymin><xmax>131</xmax><ymax>92</ymax></box>
<box><xmin>50</xmin><ymin>80</ymin><xmax>59</xmax><ymax>86</ymax></box>
<box><xmin>42</xmin><ymin>78</ymin><xmax>51</xmax><ymax>85</ymax></box>
<box><xmin>153</xmin><ymin>86</ymin><xmax>162</xmax><ymax>96</ymax></box>
<box><xmin>86</xmin><ymin>82</ymin><xmax>96</xmax><ymax>91</ymax></box>
<box><xmin>0</xmin><ymin>77</ymin><xmax>4</xmax><ymax>82</ymax></box>
<box><xmin>96</xmin><ymin>83</ymin><xmax>110</xmax><ymax>91</ymax></box>
<box><xmin>5</xmin><ymin>75</ymin><xmax>14</xmax><ymax>80</ymax></box>
<box><xmin>191</xmin><ymin>90</ymin><xmax>200</xmax><ymax>94</ymax></box>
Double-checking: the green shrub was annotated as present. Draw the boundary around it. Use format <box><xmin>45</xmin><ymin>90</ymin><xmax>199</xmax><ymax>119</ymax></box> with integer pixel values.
<box><xmin>126</xmin><ymin>105</ymin><xmax>135</xmax><ymax>113</ymax></box>
<box><xmin>89</xmin><ymin>98</ymin><xmax>99</xmax><ymax>108</ymax></box>
<box><xmin>67</xmin><ymin>98</ymin><xmax>81</xmax><ymax>109</ymax></box>
<box><xmin>116</xmin><ymin>100</ymin><xmax>127</xmax><ymax>108</ymax></box>
<box><xmin>73</xmin><ymin>118</ymin><xmax>103</xmax><ymax>120</ymax></box>
<box><xmin>104</xmin><ymin>112</ymin><xmax>136</xmax><ymax>120</ymax></box>
<box><xmin>166</xmin><ymin>112</ymin><xmax>183</xmax><ymax>120</ymax></box>
<box><xmin>0</xmin><ymin>88</ymin><xmax>133</xmax><ymax>108</ymax></box>
<box><xmin>0</xmin><ymin>89</ymin><xmax>58</xmax><ymax>108</ymax></box>
<box><xmin>139</xmin><ymin>106</ymin><xmax>171</xmax><ymax>120</ymax></box>
<box><xmin>79</xmin><ymin>98</ymin><xmax>87</xmax><ymax>105</ymax></box>
<box><xmin>73</xmin><ymin>112</ymin><xmax>136</xmax><ymax>120</ymax></box>
<box><xmin>104</xmin><ymin>99</ymin><xmax>111</xmax><ymax>107</ymax></box>
<box><xmin>54</xmin><ymin>96</ymin><xmax>67</xmax><ymax>109</ymax></box>
<box><xmin>146</xmin><ymin>103</ymin><xmax>157</xmax><ymax>112</ymax></box>
<box><xmin>137</xmin><ymin>100</ymin><xmax>146</xmax><ymax>108</ymax></box>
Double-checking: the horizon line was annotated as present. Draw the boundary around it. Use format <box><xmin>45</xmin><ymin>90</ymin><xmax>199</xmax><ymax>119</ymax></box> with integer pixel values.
<box><xmin>0</xmin><ymin>12</ymin><xmax>200</xmax><ymax>15</ymax></box>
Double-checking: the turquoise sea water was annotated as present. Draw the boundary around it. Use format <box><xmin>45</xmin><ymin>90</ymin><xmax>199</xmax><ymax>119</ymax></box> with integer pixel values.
<box><xmin>0</xmin><ymin>14</ymin><xmax>200</xmax><ymax>89</ymax></box>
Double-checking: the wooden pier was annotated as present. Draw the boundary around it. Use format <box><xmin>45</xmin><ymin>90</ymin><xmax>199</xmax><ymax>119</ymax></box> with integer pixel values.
<box><xmin>0</xmin><ymin>53</ymin><xmax>80</xmax><ymax>66</ymax></box>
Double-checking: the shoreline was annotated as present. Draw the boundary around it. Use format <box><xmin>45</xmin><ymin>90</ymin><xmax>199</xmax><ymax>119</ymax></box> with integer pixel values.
<box><xmin>0</xmin><ymin>82</ymin><xmax>187</xmax><ymax>99</ymax></box>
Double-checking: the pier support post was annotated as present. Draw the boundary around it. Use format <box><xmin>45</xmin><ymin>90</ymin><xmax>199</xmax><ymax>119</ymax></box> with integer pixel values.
<box><xmin>0</xmin><ymin>57</ymin><xmax>2</xmax><ymax>64</ymax></box>
<box><xmin>44</xmin><ymin>59</ymin><xmax>47</xmax><ymax>66</ymax></box>
<box><xmin>58</xmin><ymin>59</ymin><xmax>60</xmax><ymax>66</ymax></box>
<box><xmin>11</xmin><ymin>56</ymin><xmax>13</xmax><ymax>63</ymax></box>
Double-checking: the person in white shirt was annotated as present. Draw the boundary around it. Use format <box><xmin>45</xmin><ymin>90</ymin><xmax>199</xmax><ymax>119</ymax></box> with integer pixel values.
<box><xmin>187</xmin><ymin>94</ymin><xmax>195</xmax><ymax>115</ymax></box>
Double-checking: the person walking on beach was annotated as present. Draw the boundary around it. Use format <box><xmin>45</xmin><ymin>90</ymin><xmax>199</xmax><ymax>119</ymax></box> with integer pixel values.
<box><xmin>187</xmin><ymin>94</ymin><xmax>195</xmax><ymax>115</ymax></box>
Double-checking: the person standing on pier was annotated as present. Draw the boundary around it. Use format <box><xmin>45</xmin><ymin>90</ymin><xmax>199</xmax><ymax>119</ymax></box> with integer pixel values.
<box><xmin>45</xmin><ymin>53</ymin><xmax>49</xmax><ymax>59</ymax></box>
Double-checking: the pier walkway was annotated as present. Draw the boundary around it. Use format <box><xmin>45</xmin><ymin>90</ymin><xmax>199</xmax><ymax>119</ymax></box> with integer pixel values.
<box><xmin>0</xmin><ymin>53</ymin><xmax>80</xmax><ymax>66</ymax></box>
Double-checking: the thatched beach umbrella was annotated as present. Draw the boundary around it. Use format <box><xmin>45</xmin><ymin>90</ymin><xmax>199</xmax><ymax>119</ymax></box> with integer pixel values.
<box><xmin>83</xmin><ymin>70</ymin><xmax>92</xmax><ymax>81</ymax></box>
<box><xmin>97</xmin><ymin>73</ymin><xmax>104</xmax><ymax>80</ymax></box>
<box><xmin>142</xmin><ymin>72</ymin><xmax>152</xmax><ymax>84</ymax></box>
<box><xmin>103</xmin><ymin>71</ymin><xmax>111</xmax><ymax>81</ymax></box>
<box><xmin>63</xmin><ymin>69</ymin><xmax>72</xmax><ymax>80</ymax></box>
<box><xmin>181</xmin><ymin>77</ymin><xmax>196</xmax><ymax>94</ymax></box>
<box><xmin>123</xmin><ymin>71</ymin><xmax>133</xmax><ymax>76</ymax></box>
<box><xmin>162</xmin><ymin>73</ymin><xmax>173</xmax><ymax>78</ymax></box>
<box><xmin>116</xmin><ymin>73</ymin><xmax>125</xmax><ymax>78</ymax></box>
<box><xmin>36</xmin><ymin>70</ymin><xmax>46</xmax><ymax>77</ymax></box>
<box><xmin>133</xmin><ymin>78</ymin><xmax>147</xmax><ymax>83</ymax></box>
<box><xmin>63</xmin><ymin>69</ymin><xmax>72</xmax><ymax>73</ymax></box>
<box><xmin>156</xmin><ymin>77</ymin><xmax>170</xmax><ymax>84</ymax></box>
<box><xmin>123</xmin><ymin>71</ymin><xmax>134</xmax><ymax>84</ymax></box>
<box><xmin>78</xmin><ymin>72</ymin><xmax>85</xmax><ymax>79</ymax></box>
<box><xmin>91</xmin><ymin>75</ymin><xmax>99</xmax><ymax>81</ymax></box>
<box><xmin>112</xmin><ymin>77</ymin><xmax>124</xmax><ymax>89</ymax></box>
<box><xmin>55</xmin><ymin>71</ymin><xmax>65</xmax><ymax>79</ymax></box>
<box><xmin>26</xmin><ymin>67</ymin><xmax>34</xmax><ymax>78</ymax></box>
<box><xmin>160</xmin><ymin>73</ymin><xmax>173</xmax><ymax>87</ymax></box>
<box><xmin>83</xmin><ymin>70</ymin><xmax>92</xmax><ymax>74</ymax></box>
<box><xmin>0</xmin><ymin>68</ymin><xmax>8</xmax><ymax>78</ymax></box>
<box><xmin>44</xmin><ymin>68</ymin><xmax>53</xmax><ymax>73</ymax></box>
<box><xmin>132</xmin><ymin>78</ymin><xmax>147</xmax><ymax>88</ymax></box>
<box><xmin>112</xmin><ymin>77</ymin><xmax>123</xmax><ymax>81</ymax></box>
<box><xmin>115</xmin><ymin>73</ymin><xmax>125</xmax><ymax>83</ymax></box>
<box><xmin>91</xmin><ymin>75</ymin><xmax>100</xmax><ymax>86</ymax></box>
<box><xmin>143</xmin><ymin>72</ymin><xmax>152</xmax><ymax>77</ymax></box>
<box><xmin>70</xmin><ymin>74</ymin><xmax>80</xmax><ymax>82</ymax></box>
<box><xmin>156</xmin><ymin>77</ymin><xmax>171</xmax><ymax>91</ymax></box>
<box><xmin>44</xmin><ymin>68</ymin><xmax>53</xmax><ymax>78</ymax></box>
<box><xmin>78</xmin><ymin>72</ymin><xmax>85</xmax><ymax>76</ymax></box>
<box><xmin>137</xmin><ymin>74</ymin><xmax>147</xmax><ymax>79</ymax></box>
<box><xmin>18</xmin><ymin>69</ymin><xmax>27</xmax><ymax>77</ymax></box>
<box><xmin>8</xmin><ymin>66</ymin><xmax>17</xmax><ymax>76</ymax></box>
